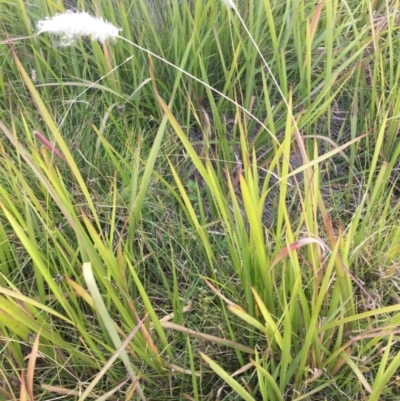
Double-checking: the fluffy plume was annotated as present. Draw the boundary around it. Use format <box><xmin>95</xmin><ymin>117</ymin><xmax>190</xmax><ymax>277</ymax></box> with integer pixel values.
<box><xmin>222</xmin><ymin>0</ymin><xmax>236</xmax><ymax>9</ymax></box>
<box><xmin>37</xmin><ymin>12</ymin><xmax>120</xmax><ymax>46</ymax></box>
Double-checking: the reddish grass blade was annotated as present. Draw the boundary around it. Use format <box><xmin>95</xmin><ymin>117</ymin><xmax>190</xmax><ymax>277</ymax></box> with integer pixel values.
<box><xmin>271</xmin><ymin>237</ymin><xmax>329</xmax><ymax>269</ymax></box>
<box><xmin>33</xmin><ymin>131</ymin><xmax>66</xmax><ymax>162</ymax></box>
<box><xmin>310</xmin><ymin>2</ymin><xmax>323</xmax><ymax>42</ymax></box>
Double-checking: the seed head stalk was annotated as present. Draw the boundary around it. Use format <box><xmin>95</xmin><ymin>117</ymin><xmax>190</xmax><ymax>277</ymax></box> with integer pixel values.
<box><xmin>36</xmin><ymin>10</ymin><xmax>283</xmax><ymax>149</ymax></box>
<box><xmin>223</xmin><ymin>1</ymin><xmax>308</xmax><ymax>164</ymax></box>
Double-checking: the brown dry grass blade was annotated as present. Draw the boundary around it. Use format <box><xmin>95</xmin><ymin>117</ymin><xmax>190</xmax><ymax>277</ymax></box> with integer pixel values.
<box><xmin>271</xmin><ymin>237</ymin><xmax>329</xmax><ymax>269</ymax></box>
<box><xmin>203</xmin><ymin>279</ymin><xmax>238</xmax><ymax>307</ymax></box>
<box><xmin>40</xmin><ymin>384</ymin><xmax>97</xmax><ymax>398</ymax></box>
<box><xmin>159</xmin><ymin>321</ymin><xmax>254</xmax><ymax>354</ymax></box>
<box><xmin>19</xmin><ymin>370</ymin><xmax>28</xmax><ymax>401</ymax></box>
<box><xmin>26</xmin><ymin>326</ymin><xmax>42</xmax><ymax>401</ymax></box>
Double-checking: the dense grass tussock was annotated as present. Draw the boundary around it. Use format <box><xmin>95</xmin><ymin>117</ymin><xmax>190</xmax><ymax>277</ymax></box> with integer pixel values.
<box><xmin>1</xmin><ymin>0</ymin><xmax>400</xmax><ymax>400</ymax></box>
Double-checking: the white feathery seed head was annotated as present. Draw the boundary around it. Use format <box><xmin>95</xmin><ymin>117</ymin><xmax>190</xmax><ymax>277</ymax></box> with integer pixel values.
<box><xmin>37</xmin><ymin>12</ymin><xmax>121</xmax><ymax>46</ymax></box>
<box><xmin>222</xmin><ymin>0</ymin><xmax>236</xmax><ymax>9</ymax></box>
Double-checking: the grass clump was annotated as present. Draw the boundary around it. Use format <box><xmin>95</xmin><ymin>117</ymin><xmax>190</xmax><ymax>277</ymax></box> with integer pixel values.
<box><xmin>1</xmin><ymin>0</ymin><xmax>400</xmax><ymax>400</ymax></box>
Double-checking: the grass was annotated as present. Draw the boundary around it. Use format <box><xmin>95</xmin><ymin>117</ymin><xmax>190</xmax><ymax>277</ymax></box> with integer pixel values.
<box><xmin>1</xmin><ymin>0</ymin><xmax>400</xmax><ymax>399</ymax></box>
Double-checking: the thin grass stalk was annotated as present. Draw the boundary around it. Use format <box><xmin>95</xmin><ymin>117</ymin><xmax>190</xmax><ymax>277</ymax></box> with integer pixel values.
<box><xmin>10</xmin><ymin>51</ymin><xmax>102</xmax><ymax>231</ymax></box>
<box><xmin>83</xmin><ymin>262</ymin><xmax>146</xmax><ymax>401</ymax></box>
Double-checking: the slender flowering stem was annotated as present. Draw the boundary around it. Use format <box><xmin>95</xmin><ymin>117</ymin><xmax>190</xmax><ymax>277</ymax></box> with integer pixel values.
<box><xmin>0</xmin><ymin>35</ymin><xmax>35</xmax><ymax>44</ymax></box>
<box><xmin>116</xmin><ymin>35</ymin><xmax>282</xmax><ymax>149</ymax></box>
<box><xmin>56</xmin><ymin>55</ymin><xmax>134</xmax><ymax>131</ymax></box>
<box><xmin>224</xmin><ymin>2</ymin><xmax>307</xmax><ymax>161</ymax></box>
<box><xmin>37</xmin><ymin>11</ymin><xmax>287</xmax><ymax>161</ymax></box>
